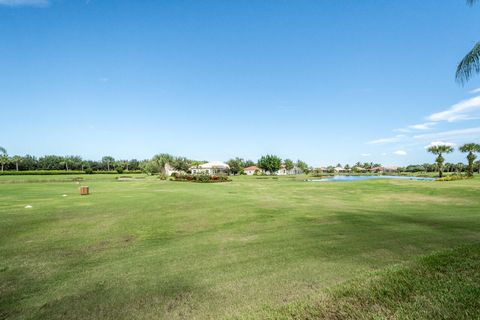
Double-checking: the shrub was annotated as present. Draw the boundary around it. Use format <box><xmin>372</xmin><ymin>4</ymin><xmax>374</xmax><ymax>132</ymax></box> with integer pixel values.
<box><xmin>158</xmin><ymin>173</ymin><xmax>167</xmax><ymax>180</ymax></box>
<box><xmin>437</xmin><ymin>174</ymin><xmax>468</xmax><ymax>181</ymax></box>
<box><xmin>85</xmin><ymin>168</ymin><xmax>94</xmax><ymax>174</ymax></box>
<box><xmin>116</xmin><ymin>167</ymin><xmax>124</xmax><ymax>174</ymax></box>
<box><xmin>171</xmin><ymin>174</ymin><xmax>230</xmax><ymax>183</ymax></box>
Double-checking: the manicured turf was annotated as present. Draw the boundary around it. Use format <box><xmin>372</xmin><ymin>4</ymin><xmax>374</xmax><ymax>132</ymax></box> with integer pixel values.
<box><xmin>1</xmin><ymin>174</ymin><xmax>479</xmax><ymax>319</ymax></box>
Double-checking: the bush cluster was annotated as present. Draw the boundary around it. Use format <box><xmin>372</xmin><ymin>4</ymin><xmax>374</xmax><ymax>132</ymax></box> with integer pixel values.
<box><xmin>172</xmin><ymin>174</ymin><xmax>230</xmax><ymax>183</ymax></box>
<box><xmin>437</xmin><ymin>174</ymin><xmax>470</xmax><ymax>181</ymax></box>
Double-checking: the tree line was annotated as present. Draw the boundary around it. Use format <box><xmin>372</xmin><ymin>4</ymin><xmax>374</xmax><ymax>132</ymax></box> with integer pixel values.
<box><xmin>0</xmin><ymin>150</ymin><xmax>142</xmax><ymax>172</ymax></box>
<box><xmin>1</xmin><ymin>145</ymin><xmax>479</xmax><ymax>177</ymax></box>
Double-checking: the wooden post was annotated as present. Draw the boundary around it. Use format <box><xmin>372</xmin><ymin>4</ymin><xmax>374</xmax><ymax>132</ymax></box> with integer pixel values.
<box><xmin>80</xmin><ymin>186</ymin><xmax>89</xmax><ymax>195</ymax></box>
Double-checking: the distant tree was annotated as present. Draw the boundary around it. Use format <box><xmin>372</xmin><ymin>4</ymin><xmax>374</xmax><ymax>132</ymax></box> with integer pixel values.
<box><xmin>244</xmin><ymin>159</ymin><xmax>256</xmax><ymax>167</ymax></box>
<box><xmin>150</xmin><ymin>153</ymin><xmax>174</xmax><ymax>174</ymax></box>
<box><xmin>405</xmin><ymin>165</ymin><xmax>426</xmax><ymax>173</ymax></box>
<box><xmin>459</xmin><ymin>143</ymin><xmax>480</xmax><ymax>177</ymax></box>
<box><xmin>455</xmin><ymin>162</ymin><xmax>466</xmax><ymax>173</ymax></box>
<box><xmin>296</xmin><ymin>160</ymin><xmax>309</xmax><ymax>173</ymax></box>
<box><xmin>171</xmin><ymin>156</ymin><xmax>191</xmax><ymax>172</ymax></box>
<box><xmin>427</xmin><ymin>145</ymin><xmax>454</xmax><ymax>178</ymax></box>
<box><xmin>475</xmin><ymin>160</ymin><xmax>480</xmax><ymax>174</ymax></box>
<box><xmin>11</xmin><ymin>155</ymin><xmax>22</xmax><ymax>171</ymax></box>
<box><xmin>80</xmin><ymin>160</ymin><xmax>89</xmax><ymax>171</ymax></box>
<box><xmin>284</xmin><ymin>159</ymin><xmax>294</xmax><ymax>171</ymax></box>
<box><xmin>336</xmin><ymin>163</ymin><xmax>342</xmax><ymax>168</ymax></box>
<box><xmin>60</xmin><ymin>157</ymin><xmax>72</xmax><ymax>171</ymax></box>
<box><xmin>227</xmin><ymin>157</ymin><xmax>245</xmax><ymax>175</ymax></box>
<box><xmin>22</xmin><ymin>155</ymin><xmax>38</xmax><ymax>170</ymax></box>
<box><xmin>102</xmin><ymin>156</ymin><xmax>115</xmax><ymax>171</ymax></box>
<box><xmin>344</xmin><ymin>164</ymin><xmax>351</xmax><ymax>171</ymax></box>
<box><xmin>258</xmin><ymin>155</ymin><xmax>282</xmax><ymax>175</ymax></box>
<box><xmin>114</xmin><ymin>160</ymin><xmax>125</xmax><ymax>170</ymax></box>
<box><xmin>0</xmin><ymin>147</ymin><xmax>8</xmax><ymax>172</ymax></box>
<box><xmin>127</xmin><ymin>159</ymin><xmax>140</xmax><ymax>170</ymax></box>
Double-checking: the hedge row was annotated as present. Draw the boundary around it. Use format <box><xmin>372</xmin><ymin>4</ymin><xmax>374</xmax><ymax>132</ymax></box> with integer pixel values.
<box><xmin>0</xmin><ymin>170</ymin><xmax>143</xmax><ymax>176</ymax></box>
<box><xmin>171</xmin><ymin>174</ymin><xmax>230</xmax><ymax>183</ymax></box>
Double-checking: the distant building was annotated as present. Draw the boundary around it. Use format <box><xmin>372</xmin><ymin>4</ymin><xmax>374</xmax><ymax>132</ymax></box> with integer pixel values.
<box><xmin>370</xmin><ymin>166</ymin><xmax>399</xmax><ymax>173</ymax></box>
<box><xmin>334</xmin><ymin>166</ymin><xmax>348</xmax><ymax>173</ymax></box>
<box><xmin>190</xmin><ymin>161</ymin><xmax>230</xmax><ymax>175</ymax></box>
<box><xmin>276</xmin><ymin>165</ymin><xmax>302</xmax><ymax>175</ymax></box>
<box><xmin>244</xmin><ymin>166</ymin><xmax>259</xmax><ymax>176</ymax></box>
<box><xmin>165</xmin><ymin>163</ymin><xmax>181</xmax><ymax>176</ymax></box>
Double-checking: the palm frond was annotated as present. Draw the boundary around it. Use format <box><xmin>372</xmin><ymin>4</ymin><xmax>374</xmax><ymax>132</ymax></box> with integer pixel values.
<box><xmin>0</xmin><ymin>147</ymin><xmax>6</xmax><ymax>155</ymax></box>
<box><xmin>467</xmin><ymin>0</ymin><xmax>478</xmax><ymax>6</ymax></box>
<box><xmin>456</xmin><ymin>42</ymin><xmax>480</xmax><ymax>84</ymax></box>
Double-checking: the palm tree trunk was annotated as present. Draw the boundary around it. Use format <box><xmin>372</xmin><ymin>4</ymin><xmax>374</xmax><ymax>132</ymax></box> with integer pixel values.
<box><xmin>16</xmin><ymin>162</ymin><xmax>19</xmax><ymax>171</ymax></box>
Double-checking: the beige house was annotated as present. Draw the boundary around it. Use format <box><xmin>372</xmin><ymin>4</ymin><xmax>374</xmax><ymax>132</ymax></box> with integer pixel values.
<box><xmin>334</xmin><ymin>166</ymin><xmax>349</xmax><ymax>173</ymax></box>
<box><xmin>370</xmin><ymin>166</ymin><xmax>399</xmax><ymax>173</ymax></box>
<box><xmin>276</xmin><ymin>165</ymin><xmax>302</xmax><ymax>175</ymax></box>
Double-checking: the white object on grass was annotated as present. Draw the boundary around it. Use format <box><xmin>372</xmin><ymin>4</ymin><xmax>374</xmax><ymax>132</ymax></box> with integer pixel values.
<box><xmin>25</xmin><ymin>205</ymin><xmax>32</xmax><ymax>209</ymax></box>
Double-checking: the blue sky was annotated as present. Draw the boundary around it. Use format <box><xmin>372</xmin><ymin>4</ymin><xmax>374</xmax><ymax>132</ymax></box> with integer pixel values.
<box><xmin>1</xmin><ymin>0</ymin><xmax>480</xmax><ymax>166</ymax></box>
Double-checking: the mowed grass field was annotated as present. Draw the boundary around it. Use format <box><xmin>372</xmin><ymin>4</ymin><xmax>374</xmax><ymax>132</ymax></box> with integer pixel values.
<box><xmin>1</xmin><ymin>174</ymin><xmax>479</xmax><ymax>319</ymax></box>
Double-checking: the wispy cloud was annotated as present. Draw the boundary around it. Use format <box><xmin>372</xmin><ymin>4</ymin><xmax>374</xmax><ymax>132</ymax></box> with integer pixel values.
<box><xmin>427</xmin><ymin>96</ymin><xmax>480</xmax><ymax>122</ymax></box>
<box><xmin>367</xmin><ymin>134</ymin><xmax>405</xmax><ymax>145</ymax></box>
<box><xmin>408</xmin><ymin>122</ymin><xmax>436</xmax><ymax>130</ymax></box>
<box><xmin>470</xmin><ymin>88</ymin><xmax>480</xmax><ymax>94</ymax></box>
<box><xmin>361</xmin><ymin>153</ymin><xmax>371</xmax><ymax>157</ymax></box>
<box><xmin>394</xmin><ymin>150</ymin><xmax>407</xmax><ymax>156</ymax></box>
<box><xmin>414</xmin><ymin>127</ymin><xmax>480</xmax><ymax>142</ymax></box>
<box><xmin>395</xmin><ymin>122</ymin><xmax>436</xmax><ymax>133</ymax></box>
<box><xmin>0</xmin><ymin>0</ymin><xmax>49</xmax><ymax>6</ymax></box>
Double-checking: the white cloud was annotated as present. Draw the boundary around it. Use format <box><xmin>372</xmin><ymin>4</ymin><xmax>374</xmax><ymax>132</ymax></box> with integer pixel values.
<box><xmin>414</xmin><ymin>127</ymin><xmax>480</xmax><ymax>142</ymax></box>
<box><xmin>427</xmin><ymin>96</ymin><xmax>480</xmax><ymax>122</ymax></box>
<box><xmin>381</xmin><ymin>152</ymin><xmax>387</xmax><ymax>156</ymax></box>
<box><xmin>367</xmin><ymin>134</ymin><xmax>406</xmax><ymax>145</ymax></box>
<box><xmin>394</xmin><ymin>150</ymin><xmax>407</xmax><ymax>156</ymax></box>
<box><xmin>408</xmin><ymin>122</ymin><xmax>436</xmax><ymax>130</ymax></box>
<box><xmin>470</xmin><ymin>88</ymin><xmax>480</xmax><ymax>94</ymax></box>
<box><xmin>0</xmin><ymin>0</ymin><xmax>49</xmax><ymax>6</ymax></box>
<box><xmin>424</xmin><ymin>141</ymin><xmax>456</xmax><ymax>148</ymax></box>
<box><xmin>361</xmin><ymin>153</ymin><xmax>371</xmax><ymax>157</ymax></box>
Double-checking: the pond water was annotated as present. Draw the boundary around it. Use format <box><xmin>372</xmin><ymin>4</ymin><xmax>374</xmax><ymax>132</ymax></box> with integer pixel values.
<box><xmin>309</xmin><ymin>175</ymin><xmax>435</xmax><ymax>182</ymax></box>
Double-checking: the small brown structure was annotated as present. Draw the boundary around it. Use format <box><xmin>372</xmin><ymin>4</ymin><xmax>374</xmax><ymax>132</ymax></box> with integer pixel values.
<box><xmin>79</xmin><ymin>186</ymin><xmax>89</xmax><ymax>195</ymax></box>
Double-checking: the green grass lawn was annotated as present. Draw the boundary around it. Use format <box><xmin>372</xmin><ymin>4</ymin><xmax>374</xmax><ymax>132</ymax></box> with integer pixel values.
<box><xmin>1</xmin><ymin>174</ymin><xmax>479</xmax><ymax>319</ymax></box>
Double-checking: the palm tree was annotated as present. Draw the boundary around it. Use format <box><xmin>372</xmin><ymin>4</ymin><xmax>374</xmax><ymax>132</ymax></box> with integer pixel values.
<box><xmin>456</xmin><ymin>0</ymin><xmax>480</xmax><ymax>83</ymax></box>
<box><xmin>0</xmin><ymin>147</ymin><xmax>8</xmax><ymax>172</ymax></box>
<box><xmin>459</xmin><ymin>143</ymin><xmax>480</xmax><ymax>177</ymax></box>
<box><xmin>102</xmin><ymin>156</ymin><xmax>115</xmax><ymax>171</ymax></box>
<box><xmin>427</xmin><ymin>145</ymin><xmax>454</xmax><ymax>178</ymax></box>
<box><xmin>151</xmin><ymin>153</ymin><xmax>173</xmax><ymax>174</ymax></box>
<box><xmin>12</xmin><ymin>155</ymin><xmax>23</xmax><ymax>171</ymax></box>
